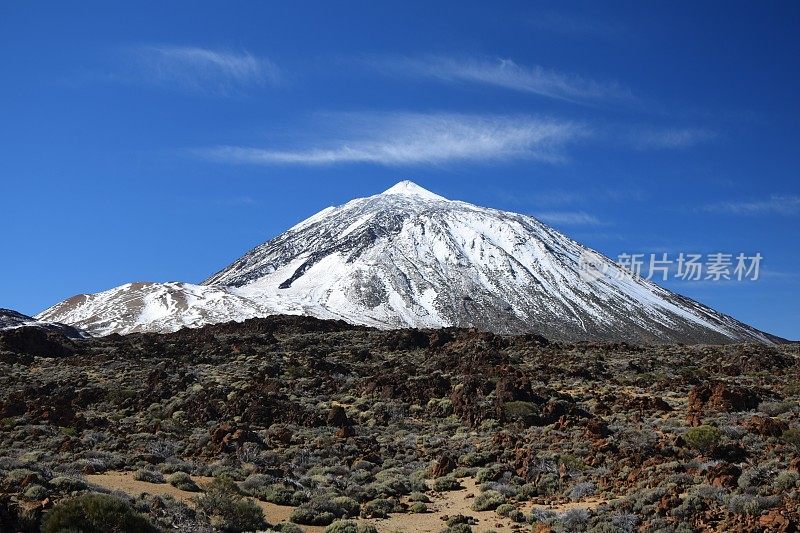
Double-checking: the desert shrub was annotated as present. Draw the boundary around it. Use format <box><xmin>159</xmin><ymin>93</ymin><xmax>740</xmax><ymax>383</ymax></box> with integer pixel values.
<box><xmin>587</xmin><ymin>522</ymin><xmax>620</xmax><ymax>533</ymax></box>
<box><xmin>774</xmin><ymin>470</ymin><xmax>799</xmax><ymax>491</ymax></box>
<box><xmin>568</xmin><ymin>482</ymin><xmax>596</xmax><ymax>501</ymax></box>
<box><xmin>206</xmin><ymin>475</ymin><xmax>241</xmax><ymax>495</ymax></box>
<box><xmin>478</xmin><ymin>479</ymin><xmax>515</xmax><ymax>494</ymax></box>
<box><xmin>432</xmin><ymin>476</ymin><xmax>462</xmax><ymax>491</ymax></box>
<box><xmin>5</xmin><ymin>468</ymin><xmax>39</xmax><ymax>485</ymax></box>
<box><xmin>133</xmin><ymin>468</ymin><xmax>165</xmax><ymax>484</ymax></box>
<box><xmin>211</xmin><ymin>466</ymin><xmax>247</xmax><ymax>481</ymax></box>
<box><xmin>273</xmin><ymin>524</ymin><xmax>304</xmax><ymax>533</ymax></box>
<box><xmin>410</xmin><ymin>502</ymin><xmax>428</xmax><ymax>513</ymax></box>
<box><xmin>198</xmin><ymin>494</ymin><xmax>265</xmax><ymax>531</ymax></box>
<box><xmin>759</xmin><ymin>401</ymin><xmax>796</xmax><ymax>416</ymax></box>
<box><xmin>684</xmin><ymin>426</ymin><xmax>722</xmax><ymax>452</ymax></box>
<box><xmin>290</xmin><ymin>494</ymin><xmax>358</xmax><ymax>525</ymax></box>
<box><xmin>290</xmin><ymin>506</ymin><xmax>335</xmax><ymax>526</ymax></box>
<box><xmin>446</xmin><ymin>514</ymin><xmax>476</xmax><ymax>526</ymax></box>
<box><xmin>331</xmin><ymin>496</ymin><xmax>360</xmax><ymax>517</ymax></box>
<box><xmin>258</xmin><ymin>483</ymin><xmax>308</xmax><ymax>505</ymax></box>
<box><xmin>727</xmin><ymin>494</ymin><xmax>780</xmax><ymax>515</ymax></box>
<box><xmin>782</xmin><ymin>428</ymin><xmax>800</xmax><ymax>453</ymax></box>
<box><xmin>611</xmin><ymin>512</ymin><xmax>639</xmax><ymax>533</ymax></box>
<box><xmin>475</xmin><ymin>465</ymin><xmax>506</xmax><ymax>484</ymax></box>
<box><xmin>738</xmin><ymin>463</ymin><xmax>777</xmax><ymax>490</ymax></box>
<box><xmin>471</xmin><ymin>489</ymin><xmax>506</xmax><ymax>511</ymax></box>
<box><xmin>504</xmin><ymin>401</ymin><xmax>538</xmax><ymax>424</ymax></box>
<box><xmin>408</xmin><ymin>491</ymin><xmax>430</xmax><ymax>502</ymax></box>
<box><xmin>239</xmin><ymin>473</ymin><xmax>274</xmax><ymax>495</ymax></box>
<box><xmin>560</xmin><ymin>508</ymin><xmax>590</xmax><ymax>531</ymax></box>
<box><xmin>193</xmin><ymin>472</ymin><xmax>265</xmax><ymax>531</ymax></box>
<box><xmin>459</xmin><ymin>451</ymin><xmax>492</xmax><ymax>467</ymax></box>
<box><xmin>445</xmin><ymin>525</ymin><xmax>472</xmax><ymax>533</ymax></box>
<box><xmin>23</xmin><ymin>484</ymin><xmax>49</xmax><ymax>500</ymax></box>
<box><xmin>167</xmin><ymin>471</ymin><xmax>200</xmax><ymax>492</ymax></box>
<box><xmin>49</xmin><ymin>476</ymin><xmax>88</xmax><ymax>492</ymax></box>
<box><xmin>324</xmin><ymin>521</ymin><xmax>378</xmax><ymax>533</ymax></box>
<box><xmin>496</xmin><ymin>503</ymin><xmax>516</xmax><ymax>517</ymax></box>
<box><xmin>42</xmin><ymin>493</ymin><xmax>158</xmax><ymax>533</ymax></box>
<box><xmin>360</xmin><ymin>498</ymin><xmax>396</xmax><ymax>518</ymax></box>
<box><xmin>451</xmin><ymin>466</ymin><xmax>476</xmax><ymax>478</ymax></box>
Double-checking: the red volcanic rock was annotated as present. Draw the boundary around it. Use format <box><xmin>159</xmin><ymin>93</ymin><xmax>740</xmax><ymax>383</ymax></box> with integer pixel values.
<box><xmin>431</xmin><ymin>454</ymin><xmax>457</xmax><ymax>478</ymax></box>
<box><xmin>743</xmin><ymin>415</ymin><xmax>788</xmax><ymax>437</ymax></box>
<box><xmin>687</xmin><ymin>381</ymin><xmax>760</xmax><ymax>426</ymax></box>
<box><xmin>706</xmin><ymin>462</ymin><xmax>741</xmax><ymax>488</ymax></box>
<box><xmin>758</xmin><ymin>509</ymin><xmax>793</xmax><ymax>532</ymax></box>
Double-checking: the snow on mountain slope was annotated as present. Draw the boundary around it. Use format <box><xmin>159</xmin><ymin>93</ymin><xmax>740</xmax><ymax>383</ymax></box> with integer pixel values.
<box><xmin>0</xmin><ymin>308</ymin><xmax>89</xmax><ymax>338</ymax></box>
<box><xmin>38</xmin><ymin>181</ymin><xmax>779</xmax><ymax>343</ymax></box>
<box><xmin>36</xmin><ymin>282</ymin><xmax>270</xmax><ymax>336</ymax></box>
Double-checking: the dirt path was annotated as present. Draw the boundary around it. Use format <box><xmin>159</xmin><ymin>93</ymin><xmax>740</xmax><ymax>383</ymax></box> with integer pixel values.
<box><xmin>86</xmin><ymin>472</ymin><xmax>609</xmax><ymax>532</ymax></box>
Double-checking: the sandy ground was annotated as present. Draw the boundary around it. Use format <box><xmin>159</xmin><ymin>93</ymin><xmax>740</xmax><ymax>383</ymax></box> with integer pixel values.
<box><xmin>85</xmin><ymin>471</ymin><xmax>608</xmax><ymax>532</ymax></box>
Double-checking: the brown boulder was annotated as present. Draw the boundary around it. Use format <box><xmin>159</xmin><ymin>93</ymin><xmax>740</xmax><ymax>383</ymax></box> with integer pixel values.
<box><xmin>758</xmin><ymin>509</ymin><xmax>793</xmax><ymax>532</ymax></box>
<box><xmin>705</xmin><ymin>462</ymin><xmax>741</xmax><ymax>488</ymax></box>
<box><xmin>327</xmin><ymin>405</ymin><xmax>350</xmax><ymax>427</ymax></box>
<box><xmin>432</xmin><ymin>454</ymin><xmax>457</xmax><ymax>478</ymax></box>
<box><xmin>743</xmin><ymin>415</ymin><xmax>788</xmax><ymax>437</ymax></box>
<box><xmin>687</xmin><ymin>381</ymin><xmax>760</xmax><ymax>425</ymax></box>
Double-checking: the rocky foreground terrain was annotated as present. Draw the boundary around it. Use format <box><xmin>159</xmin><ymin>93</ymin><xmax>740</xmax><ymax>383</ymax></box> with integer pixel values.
<box><xmin>0</xmin><ymin>317</ymin><xmax>799</xmax><ymax>532</ymax></box>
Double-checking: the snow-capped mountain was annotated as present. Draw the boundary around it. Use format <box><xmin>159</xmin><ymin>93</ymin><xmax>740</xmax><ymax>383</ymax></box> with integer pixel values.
<box><xmin>37</xmin><ymin>181</ymin><xmax>778</xmax><ymax>343</ymax></box>
<box><xmin>1</xmin><ymin>308</ymin><xmax>88</xmax><ymax>338</ymax></box>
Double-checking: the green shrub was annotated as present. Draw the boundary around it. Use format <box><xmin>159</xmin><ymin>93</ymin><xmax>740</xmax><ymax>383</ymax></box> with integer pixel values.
<box><xmin>432</xmin><ymin>476</ymin><xmax>462</xmax><ymax>491</ymax></box>
<box><xmin>782</xmin><ymin>428</ymin><xmax>800</xmax><ymax>453</ymax></box>
<box><xmin>324</xmin><ymin>520</ymin><xmax>379</xmax><ymax>533</ymax></box>
<box><xmin>290</xmin><ymin>494</ymin><xmax>359</xmax><ymax>525</ymax></box>
<box><xmin>495</xmin><ymin>503</ymin><xmax>516</xmax><ymax>517</ymax></box>
<box><xmin>167</xmin><ymin>471</ymin><xmax>200</xmax><ymax>492</ymax></box>
<box><xmin>258</xmin><ymin>483</ymin><xmax>307</xmax><ymax>505</ymax></box>
<box><xmin>684</xmin><ymin>426</ymin><xmax>722</xmax><ymax>452</ymax></box>
<box><xmin>759</xmin><ymin>401</ymin><xmax>796</xmax><ymax>416</ymax></box>
<box><xmin>23</xmin><ymin>484</ymin><xmax>49</xmax><ymax>500</ymax></box>
<box><xmin>504</xmin><ymin>401</ymin><xmax>538</xmax><ymax>424</ymax></box>
<box><xmin>471</xmin><ymin>489</ymin><xmax>506</xmax><ymax>511</ymax></box>
<box><xmin>774</xmin><ymin>471</ymin><xmax>799</xmax><ymax>491</ymax></box>
<box><xmin>133</xmin><ymin>469</ymin><xmax>165</xmax><ymax>484</ymax></box>
<box><xmin>445</xmin><ymin>514</ymin><xmax>476</xmax><ymax>527</ymax></box>
<box><xmin>408</xmin><ymin>491</ymin><xmax>430</xmax><ymax>502</ymax></box>
<box><xmin>194</xmin><ymin>477</ymin><xmax>266</xmax><ymax>532</ymax></box>
<box><xmin>459</xmin><ymin>451</ymin><xmax>493</xmax><ymax>467</ymax></box>
<box><xmin>291</xmin><ymin>506</ymin><xmax>335</xmax><ymax>526</ymax></box>
<box><xmin>360</xmin><ymin>498</ymin><xmax>396</xmax><ymax>518</ymax></box>
<box><xmin>49</xmin><ymin>476</ymin><xmax>88</xmax><ymax>492</ymax></box>
<box><xmin>42</xmin><ymin>493</ymin><xmax>158</xmax><ymax>533</ymax></box>
<box><xmin>410</xmin><ymin>502</ymin><xmax>428</xmax><ymax>513</ymax></box>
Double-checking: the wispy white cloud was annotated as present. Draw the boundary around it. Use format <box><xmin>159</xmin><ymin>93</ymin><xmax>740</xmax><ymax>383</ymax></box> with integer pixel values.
<box><xmin>368</xmin><ymin>55</ymin><xmax>634</xmax><ymax>106</ymax></box>
<box><xmin>631</xmin><ymin>127</ymin><xmax>716</xmax><ymax>149</ymax></box>
<box><xmin>197</xmin><ymin>113</ymin><xmax>589</xmax><ymax>166</ymax></box>
<box><xmin>126</xmin><ymin>45</ymin><xmax>279</xmax><ymax>95</ymax></box>
<box><xmin>703</xmin><ymin>195</ymin><xmax>800</xmax><ymax>216</ymax></box>
<box><xmin>534</xmin><ymin>211</ymin><xmax>605</xmax><ymax>226</ymax></box>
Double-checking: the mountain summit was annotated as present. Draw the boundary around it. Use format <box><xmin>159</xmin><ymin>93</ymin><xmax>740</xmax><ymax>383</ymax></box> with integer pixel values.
<box><xmin>38</xmin><ymin>181</ymin><xmax>778</xmax><ymax>343</ymax></box>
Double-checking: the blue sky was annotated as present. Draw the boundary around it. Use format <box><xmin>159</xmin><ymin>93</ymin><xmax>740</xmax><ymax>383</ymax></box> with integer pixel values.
<box><xmin>1</xmin><ymin>1</ymin><xmax>798</xmax><ymax>339</ymax></box>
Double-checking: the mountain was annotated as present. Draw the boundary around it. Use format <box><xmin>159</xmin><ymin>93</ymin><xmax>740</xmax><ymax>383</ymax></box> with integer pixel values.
<box><xmin>37</xmin><ymin>181</ymin><xmax>779</xmax><ymax>343</ymax></box>
<box><xmin>0</xmin><ymin>308</ymin><xmax>88</xmax><ymax>338</ymax></box>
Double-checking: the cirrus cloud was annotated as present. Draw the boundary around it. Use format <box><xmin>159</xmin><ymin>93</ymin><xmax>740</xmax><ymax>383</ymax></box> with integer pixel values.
<box><xmin>125</xmin><ymin>45</ymin><xmax>280</xmax><ymax>95</ymax></box>
<box><xmin>367</xmin><ymin>55</ymin><xmax>634</xmax><ymax>106</ymax></box>
<box><xmin>197</xmin><ymin>112</ymin><xmax>590</xmax><ymax>166</ymax></box>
